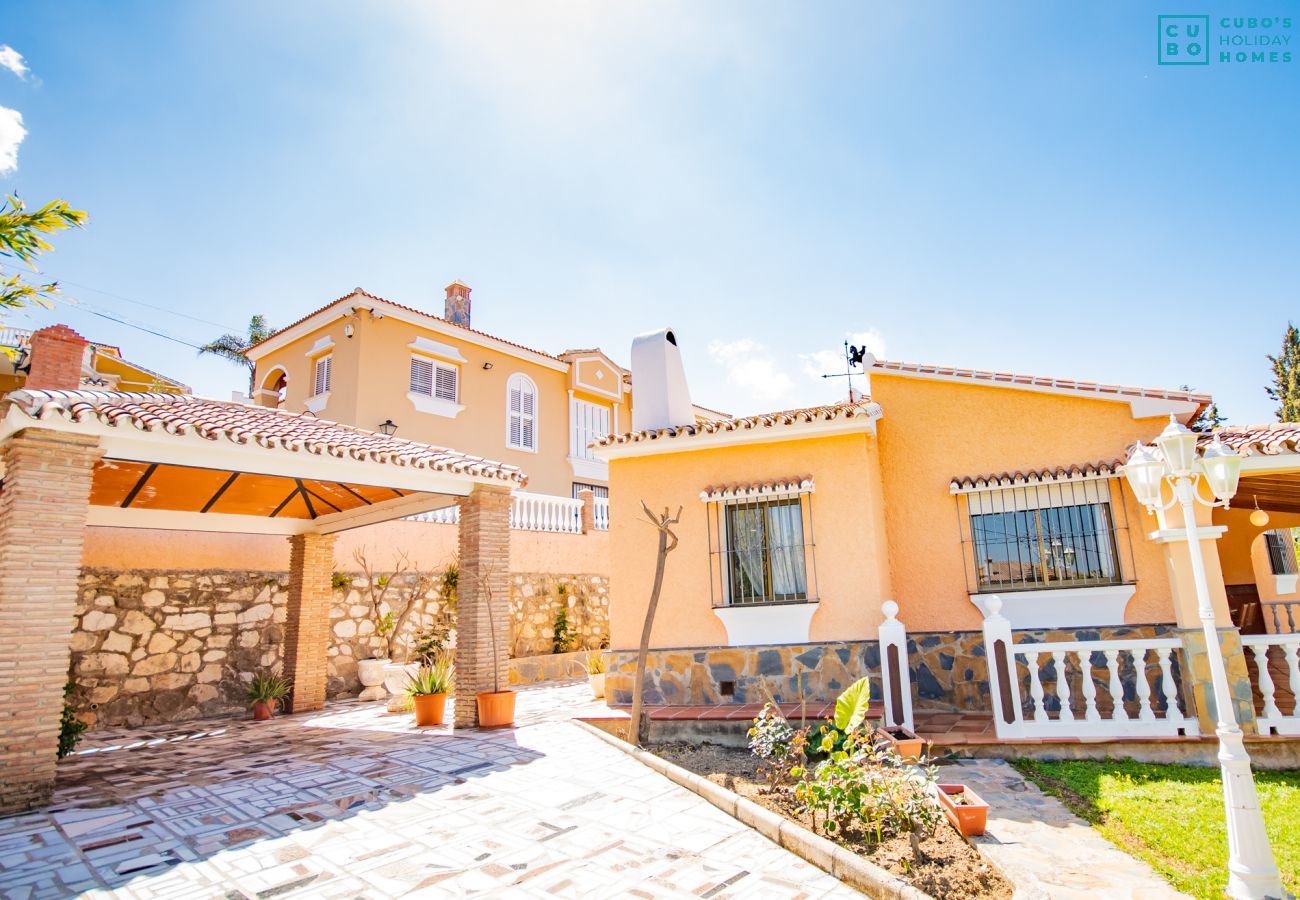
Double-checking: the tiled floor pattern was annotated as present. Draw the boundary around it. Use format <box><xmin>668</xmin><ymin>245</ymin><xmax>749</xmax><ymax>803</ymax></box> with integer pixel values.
<box><xmin>0</xmin><ymin>682</ymin><xmax>856</xmax><ymax>899</ymax></box>
<box><xmin>951</xmin><ymin>759</ymin><xmax>1186</xmax><ymax>899</ymax></box>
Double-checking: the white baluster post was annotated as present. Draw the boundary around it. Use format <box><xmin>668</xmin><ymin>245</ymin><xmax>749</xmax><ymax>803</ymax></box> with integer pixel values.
<box><xmin>878</xmin><ymin>600</ymin><xmax>913</xmax><ymax>731</ymax></box>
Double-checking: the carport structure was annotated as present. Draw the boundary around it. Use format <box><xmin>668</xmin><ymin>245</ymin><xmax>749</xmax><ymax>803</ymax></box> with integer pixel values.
<box><xmin>0</xmin><ymin>389</ymin><xmax>522</xmax><ymax>813</ymax></box>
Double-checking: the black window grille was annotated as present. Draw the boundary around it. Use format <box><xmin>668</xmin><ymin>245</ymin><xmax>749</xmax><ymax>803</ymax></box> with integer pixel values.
<box><xmin>706</xmin><ymin>491</ymin><xmax>818</xmax><ymax>607</ymax></box>
<box><xmin>956</xmin><ymin>477</ymin><xmax>1134</xmax><ymax>594</ymax></box>
<box><xmin>1265</xmin><ymin>529</ymin><xmax>1298</xmax><ymax>576</ymax></box>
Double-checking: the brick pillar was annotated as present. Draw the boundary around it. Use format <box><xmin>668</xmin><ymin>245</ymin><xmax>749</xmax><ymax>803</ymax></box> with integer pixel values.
<box><xmin>455</xmin><ymin>486</ymin><xmax>512</xmax><ymax>728</ymax></box>
<box><xmin>0</xmin><ymin>428</ymin><xmax>102</xmax><ymax>813</ymax></box>
<box><xmin>26</xmin><ymin>325</ymin><xmax>88</xmax><ymax>391</ymax></box>
<box><xmin>283</xmin><ymin>533</ymin><xmax>337</xmax><ymax>713</ymax></box>
<box><xmin>578</xmin><ymin>488</ymin><xmax>595</xmax><ymax>534</ymax></box>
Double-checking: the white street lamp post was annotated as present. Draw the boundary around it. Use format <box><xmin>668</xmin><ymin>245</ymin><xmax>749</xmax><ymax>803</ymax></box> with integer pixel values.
<box><xmin>1123</xmin><ymin>417</ymin><xmax>1283</xmax><ymax>900</ymax></box>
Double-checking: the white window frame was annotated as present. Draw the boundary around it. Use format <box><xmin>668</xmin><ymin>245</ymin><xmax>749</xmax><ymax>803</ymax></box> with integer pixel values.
<box><xmin>406</xmin><ymin>353</ymin><xmax>464</xmax><ymax>419</ymax></box>
<box><xmin>304</xmin><ymin>354</ymin><xmax>332</xmax><ymax>413</ymax></box>
<box><xmin>506</xmin><ymin>373</ymin><xmax>538</xmax><ymax>452</ymax></box>
<box><xmin>568</xmin><ymin>395</ymin><xmax>611</xmax><ymax>480</ymax></box>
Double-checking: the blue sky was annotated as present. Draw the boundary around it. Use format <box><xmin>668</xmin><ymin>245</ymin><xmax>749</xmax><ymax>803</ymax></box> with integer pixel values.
<box><xmin>1</xmin><ymin>2</ymin><xmax>1296</xmax><ymax>421</ymax></box>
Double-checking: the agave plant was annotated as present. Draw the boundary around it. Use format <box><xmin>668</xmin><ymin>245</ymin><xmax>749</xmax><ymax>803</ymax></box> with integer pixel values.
<box><xmin>406</xmin><ymin>652</ymin><xmax>455</xmax><ymax>696</ymax></box>
<box><xmin>247</xmin><ymin>669</ymin><xmax>291</xmax><ymax>704</ymax></box>
<box><xmin>585</xmin><ymin>651</ymin><xmax>607</xmax><ymax>675</ymax></box>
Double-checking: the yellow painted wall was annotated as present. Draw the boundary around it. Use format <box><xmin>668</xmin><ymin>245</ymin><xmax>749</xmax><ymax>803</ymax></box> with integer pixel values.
<box><xmin>253</xmin><ymin>312</ymin><xmax>629</xmax><ymax>496</ymax></box>
<box><xmin>607</xmin><ymin>432</ymin><xmax>889</xmax><ymax>651</ymax></box>
<box><xmin>869</xmin><ymin>373</ymin><xmax>1181</xmax><ymax>631</ymax></box>
<box><xmin>82</xmin><ymin>521</ymin><xmax>610</xmax><ymax>575</ymax></box>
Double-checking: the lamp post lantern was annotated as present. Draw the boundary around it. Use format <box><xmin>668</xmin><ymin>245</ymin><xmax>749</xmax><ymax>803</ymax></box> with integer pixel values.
<box><xmin>1122</xmin><ymin>417</ymin><xmax>1282</xmax><ymax>900</ymax></box>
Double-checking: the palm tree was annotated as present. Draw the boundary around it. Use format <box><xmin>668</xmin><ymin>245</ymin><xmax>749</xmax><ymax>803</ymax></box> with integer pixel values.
<box><xmin>199</xmin><ymin>314</ymin><xmax>274</xmax><ymax>396</ymax></box>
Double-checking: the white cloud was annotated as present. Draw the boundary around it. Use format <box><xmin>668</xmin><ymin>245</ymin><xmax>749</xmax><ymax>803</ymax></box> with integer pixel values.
<box><xmin>0</xmin><ymin>106</ymin><xmax>26</xmax><ymax>174</ymax></box>
<box><xmin>0</xmin><ymin>46</ymin><xmax>28</xmax><ymax>81</ymax></box>
<box><xmin>708</xmin><ymin>337</ymin><xmax>794</xmax><ymax>406</ymax></box>
<box><xmin>799</xmin><ymin>329</ymin><xmax>888</xmax><ymax>381</ymax></box>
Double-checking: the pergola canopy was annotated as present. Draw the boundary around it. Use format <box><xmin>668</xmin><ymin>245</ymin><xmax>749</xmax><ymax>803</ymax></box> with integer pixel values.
<box><xmin>0</xmin><ymin>390</ymin><xmax>526</xmax><ymax>535</ymax></box>
<box><xmin>1204</xmin><ymin>424</ymin><xmax>1300</xmax><ymax>514</ymax></box>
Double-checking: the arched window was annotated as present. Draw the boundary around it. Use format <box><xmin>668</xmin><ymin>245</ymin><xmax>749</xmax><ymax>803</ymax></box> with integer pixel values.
<box><xmin>506</xmin><ymin>373</ymin><xmax>537</xmax><ymax>451</ymax></box>
<box><xmin>258</xmin><ymin>367</ymin><xmax>289</xmax><ymax>408</ymax></box>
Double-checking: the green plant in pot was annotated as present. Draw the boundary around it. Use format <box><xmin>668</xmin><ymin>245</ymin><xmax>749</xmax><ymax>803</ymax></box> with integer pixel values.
<box><xmin>584</xmin><ymin>650</ymin><xmax>607</xmax><ymax>700</ymax></box>
<box><xmin>406</xmin><ymin>651</ymin><xmax>454</xmax><ymax>726</ymax></box>
<box><xmin>247</xmin><ymin>670</ymin><xmax>291</xmax><ymax>720</ymax></box>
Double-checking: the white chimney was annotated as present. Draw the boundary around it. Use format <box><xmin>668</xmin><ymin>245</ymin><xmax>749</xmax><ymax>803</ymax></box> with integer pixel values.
<box><xmin>631</xmin><ymin>327</ymin><xmax>694</xmax><ymax>432</ymax></box>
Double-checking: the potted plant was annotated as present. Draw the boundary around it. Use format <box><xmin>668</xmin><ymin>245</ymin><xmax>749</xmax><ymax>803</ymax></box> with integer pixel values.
<box><xmin>875</xmin><ymin>723</ymin><xmax>925</xmax><ymax>761</ymax></box>
<box><xmin>406</xmin><ymin>652</ymin><xmax>454</xmax><ymax>726</ymax></box>
<box><xmin>936</xmin><ymin>783</ymin><xmax>990</xmax><ymax>836</ymax></box>
<box><xmin>247</xmin><ymin>670</ymin><xmax>291</xmax><ymax>720</ymax></box>
<box><xmin>585</xmin><ymin>651</ymin><xmax>607</xmax><ymax>699</ymax></box>
<box><xmin>475</xmin><ymin>567</ymin><xmax>516</xmax><ymax>728</ymax></box>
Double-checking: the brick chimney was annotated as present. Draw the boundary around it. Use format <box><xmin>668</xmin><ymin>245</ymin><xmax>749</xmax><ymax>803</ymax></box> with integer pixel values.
<box><xmin>444</xmin><ymin>280</ymin><xmax>472</xmax><ymax>329</ymax></box>
<box><xmin>26</xmin><ymin>324</ymin><xmax>88</xmax><ymax>391</ymax></box>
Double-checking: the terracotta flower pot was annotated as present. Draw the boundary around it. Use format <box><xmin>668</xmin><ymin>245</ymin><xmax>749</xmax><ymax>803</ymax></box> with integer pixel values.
<box><xmin>412</xmin><ymin>693</ymin><xmax>447</xmax><ymax>726</ymax></box>
<box><xmin>937</xmin><ymin>783</ymin><xmax>989</xmax><ymax>837</ymax></box>
<box><xmin>875</xmin><ymin>725</ymin><xmax>925</xmax><ymax>761</ymax></box>
<box><xmin>252</xmin><ymin>699</ymin><xmax>275</xmax><ymax>721</ymax></box>
<box><xmin>588</xmin><ymin>672</ymin><xmax>606</xmax><ymax>700</ymax></box>
<box><xmin>476</xmin><ymin>690</ymin><xmax>516</xmax><ymax>728</ymax></box>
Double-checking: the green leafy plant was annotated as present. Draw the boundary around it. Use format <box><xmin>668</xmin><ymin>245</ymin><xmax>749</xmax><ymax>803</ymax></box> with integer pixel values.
<box><xmin>834</xmin><ymin>676</ymin><xmax>873</xmax><ymax>732</ymax></box>
<box><xmin>0</xmin><ymin>195</ymin><xmax>88</xmax><ymax>313</ymax></box>
<box><xmin>331</xmin><ymin>572</ymin><xmax>353</xmax><ymax>591</ymax></box>
<box><xmin>376</xmin><ymin>610</ymin><xmax>396</xmax><ymax>638</ymax></box>
<box><xmin>406</xmin><ymin>652</ymin><xmax>455</xmax><ymax>696</ymax></box>
<box><xmin>748</xmin><ymin>702</ymin><xmax>810</xmax><ymax>793</ymax></box>
<box><xmin>198</xmin><ymin>314</ymin><xmax>276</xmax><ymax>395</ymax></box>
<box><xmin>585</xmin><ymin>651</ymin><xmax>607</xmax><ymax>674</ymax></box>
<box><xmin>413</xmin><ymin>621</ymin><xmax>453</xmax><ymax>664</ymax></box>
<box><xmin>552</xmin><ymin>607</ymin><xmax>574</xmax><ymax>654</ymax></box>
<box><xmin>247</xmin><ymin>669</ymin><xmax>291</xmax><ymax>705</ymax></box>
<box><xmin>57</xmin><ymin>681</ymin><xmax>87</xmax><ymax>759</ymax></box>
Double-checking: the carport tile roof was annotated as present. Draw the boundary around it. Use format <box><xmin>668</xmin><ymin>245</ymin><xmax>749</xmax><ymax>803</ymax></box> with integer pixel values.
<box><xmin>1204</xmin><ymin>424</ymin><xmax>1300</xmax><ymax>456</ymax></box>
<box><xmin>5</xmin><ymin>389</ymin><xmax>525</xmax><ymax>483</ymax></box>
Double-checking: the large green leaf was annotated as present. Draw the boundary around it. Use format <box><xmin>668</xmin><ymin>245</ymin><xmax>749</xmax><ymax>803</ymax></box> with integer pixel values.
<box><xmin>834</xmin><ymin>677</ymin><xmax>872</xmax><ymax>732</ymax></box>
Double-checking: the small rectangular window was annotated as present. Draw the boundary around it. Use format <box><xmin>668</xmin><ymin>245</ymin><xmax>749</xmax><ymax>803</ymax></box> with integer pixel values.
<box><xmin>705</xmin><ymin>490</ymin><xmax>817</xmax><ymax>607</ymax></box>
<box><xmin>1266</xmin><ymin>529</ymin><xmax>1298</xmax><ymax>576</ymax></box>
<box><xmin>313</xmin><ymin>355</ymin><xmax>332</xmax><ymax>397</ymax></box>
<box><xmin>410</xmin><ymin>358</ymin><xmax>458</xmax><ymax>402</ymax></box>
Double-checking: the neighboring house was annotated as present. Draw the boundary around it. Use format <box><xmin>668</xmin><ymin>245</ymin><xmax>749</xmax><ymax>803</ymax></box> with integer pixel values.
<box><xmin>596</xmin><ymin>332</ymin><xmax>1300</xmax><ymax>745</ymax></box>
<box><xmin>0</xmin><ymin>325</ymin><xmax>189</xmax><ymax>395</ymax></box>
<box><xmin>246</xmin><ymin>282</ymin><xmax>724</xmax><ymax>498</ymax></box>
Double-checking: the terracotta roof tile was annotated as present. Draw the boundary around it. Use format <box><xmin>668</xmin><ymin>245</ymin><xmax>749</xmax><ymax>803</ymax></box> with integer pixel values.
<box><xmin>1201</xmin><ymin>424</ymin><xmax>1300</xmax><ymax>456</ymax></box>
<box><xmin>700</xmin><ymin>476</ymin><xmax>814</xmax><ymax>501</ymax></box>
<box><xmin>595</xmin><ymin>399</ymin><xmax>881</xmax><ymax>448</ymax></box>
<box><xmin>248</xmin><ymin>288</ymin><xmax>564</xmax><ymax>363</ymax></box>
<box><xmin>5</xmin><ymin>389</ymin><xmax>525</xmax><ymax>484</ymax></box>
<box><xmin>949</xmin><ymin>460</ymin><xmax>1123</xmax><ymax>493</ymax></box>
<box><xmin>872</xmin><ymin>359</ymin><xmax>1212</xmax><ymax>405</ymax></box>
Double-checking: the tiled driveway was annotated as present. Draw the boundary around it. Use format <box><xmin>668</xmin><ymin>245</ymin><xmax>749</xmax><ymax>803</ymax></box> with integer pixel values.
<box><xmin>0</xmin><ymin>682</ymin><xmax>856</xmax><ymax>898</ymax></box>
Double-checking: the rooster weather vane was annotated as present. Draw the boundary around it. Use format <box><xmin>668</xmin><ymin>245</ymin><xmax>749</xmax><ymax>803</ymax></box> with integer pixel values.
<box><xmin>821</xmin><ymin>340</ymin><xmax>870</xmax><ymax>401</ymax></box>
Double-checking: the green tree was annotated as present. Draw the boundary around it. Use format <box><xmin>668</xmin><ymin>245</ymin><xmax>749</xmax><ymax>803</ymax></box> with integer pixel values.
<box><xmin>0</xmin><ymin>195</ymin><xmax>88</xmax><ymax>312</ymax></box>
<box><xmin>1266</xmin><ymin>322</ymin><xmax>1300</xmax><ymax>423</ymax></box>
<box><xmin>1180</xmin><ymin>385</ymin><xmax>1226</xmax><ymax>433</ymax></box>
<box><xmin>199</xmin><ymin>314</ymin><xmax>275</xmax><ymax>395</ymax></box>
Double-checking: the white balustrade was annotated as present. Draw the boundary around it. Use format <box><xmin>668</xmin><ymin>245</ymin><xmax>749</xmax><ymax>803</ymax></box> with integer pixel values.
<box><xmin>982</xmin><ymin>597</ymin><xmax>1197</xmax><ymax>739</ymax></box>
<box><xmin>592</xmin><ymin>498</ymin><xmax>610</xmax><ymax>531</ymax></box>
<box><xmin>510</xmin><ymin>491</ymin><xmax>584</xmax><ymax>533</ymax></box>
<box><xmin>407</xmin><ymin>505</ymin><xmax>460</xmax><ymax>525</ymax></box>
<box><xmin>1264</xmin><ymin>600</ymin><xmax>1300</xmax><ymax>634</ymax></box>
<box><xmin>1242</xmin><ymin>633</ymin><xmax>1300</xmax><ymax>736</ymax></box>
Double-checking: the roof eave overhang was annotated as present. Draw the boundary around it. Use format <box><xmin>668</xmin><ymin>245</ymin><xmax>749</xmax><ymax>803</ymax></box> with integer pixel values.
<box><xmin>594</xmin><ymin>414</ymin><xmax>878</xmax><ymax>462</ymax></box>
<box><xmin>247</xmin><ymin>294</ymin><xmax>568</xmax><ymax>372</ymax></box>
<box><xmin>868</xmin><ymin>366</ymin><xmax>1205</xmax><ymax>423</ymax></box>
<box><xmin>0</xmin><ymin>403</ymin><xmax>517</xmax><ymax>496</ymax></box>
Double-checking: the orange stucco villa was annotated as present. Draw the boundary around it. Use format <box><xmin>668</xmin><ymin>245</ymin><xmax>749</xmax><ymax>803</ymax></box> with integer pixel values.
<box><xmin>596</xmin><ymin>331</ymin><xmax>1300</xmax><ymax>747</ymax></box>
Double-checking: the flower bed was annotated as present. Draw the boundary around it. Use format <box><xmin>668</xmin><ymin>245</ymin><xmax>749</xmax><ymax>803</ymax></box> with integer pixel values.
<box><xmin>654</xmin><ymin>742</ymin><xmax>1010</xmax><ymax>899</ymax></box>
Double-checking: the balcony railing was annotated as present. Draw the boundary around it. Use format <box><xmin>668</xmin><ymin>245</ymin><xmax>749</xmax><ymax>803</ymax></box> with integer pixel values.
<box><xmin>407</xmin><ymin>490</ymin><xmax>608</xmax><ymax>533</ymax></box>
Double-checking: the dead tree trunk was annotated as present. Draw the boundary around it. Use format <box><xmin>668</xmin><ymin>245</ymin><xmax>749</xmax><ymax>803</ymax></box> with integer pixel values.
<box><xmin>629</xmin><ymin>502</ymin><xmax>682</xmax><ymax>746</ymax></box>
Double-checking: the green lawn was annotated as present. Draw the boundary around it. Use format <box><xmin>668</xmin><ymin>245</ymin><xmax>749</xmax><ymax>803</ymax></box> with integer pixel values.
<box><xmin>1012</xmin><ymin>758</ymin><xmax>1300</xmax><ymax>898</ymax></box>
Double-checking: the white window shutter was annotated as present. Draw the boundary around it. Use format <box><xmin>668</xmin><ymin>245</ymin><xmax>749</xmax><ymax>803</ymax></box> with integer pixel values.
<box><xmin>434</xmin><ymin>365</ymin><xmax>457</xmax><ymax>401</ymax></box>
<box><xmin>314</xmin><ymin>356</ymin><xmax>332</xmax><ymax>396</ymax></box>
<box><xmin>409</xmin><ymin>358</ymin><xmax>434</xmax><ymax>395</ymax></box>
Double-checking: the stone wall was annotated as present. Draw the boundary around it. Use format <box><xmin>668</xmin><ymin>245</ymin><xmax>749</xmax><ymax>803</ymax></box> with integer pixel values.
<box><xmin>509</xmin><ymin>573</ymin><xmax>609</xmax><ymax>657</ymax></box>
<box><xmin>603</xmin><ymin>623</ymin><xmax>1178</xmax><ymax>712</ymax></box>
<box><xmin>69</xmin><ymin>566</ymin><xmax>608</xmax><ymax>728</ymax></box>
<box><xmin>605</xmin><ymin>642</ymin><xmax>883</xmax><ymax>707</ymax></box>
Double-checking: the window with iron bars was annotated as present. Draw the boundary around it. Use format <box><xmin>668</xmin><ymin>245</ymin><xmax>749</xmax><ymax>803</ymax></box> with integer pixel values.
<box><xmin>706</xmin><ymin>492</ymin><xmax>818</xmax><ymax>607</ymax></box>
<box><xmin>955</xmin><ymin>477</ymin><xmax>1134</xmax><ymax>594</ymax></box>
<box><xmin>1265</xmin><ymin>529</ymin><xmax>1299</xmax><ymax>576</ymax></box>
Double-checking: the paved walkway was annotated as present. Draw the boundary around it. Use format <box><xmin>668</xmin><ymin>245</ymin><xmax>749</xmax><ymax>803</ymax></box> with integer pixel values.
<box><xmin>949</xmin><ymin>759</ymin><xmax>1186</xmax><ymax>899</ymax></box>
<box><xmin>0</xmin><ymin>682</ymin><xmax>855</xmax><ymax>899</ymax></box>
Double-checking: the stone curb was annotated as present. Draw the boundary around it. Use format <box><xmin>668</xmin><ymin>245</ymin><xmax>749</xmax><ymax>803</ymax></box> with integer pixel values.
<box><xmin>572</xmin><ymin>720</ymin><xmax>934</xmax><ymax>900</ymax></box>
